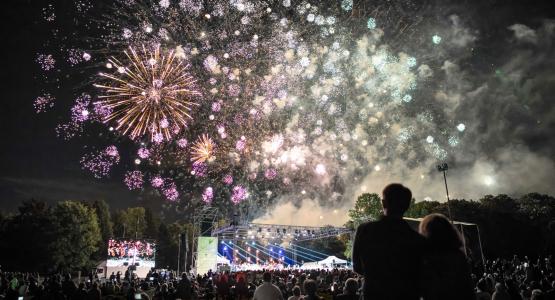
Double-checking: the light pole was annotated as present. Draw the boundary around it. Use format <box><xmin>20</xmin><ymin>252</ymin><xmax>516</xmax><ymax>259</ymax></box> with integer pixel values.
<box><xmin>436</xmin><ymin>163</ymin><xmax>453</xmax><ymax>222</ymax></box>
<box><xmin>177</xmin><ymin>233</ymin><xmax>181</xmax><ymax>275</ymax></box>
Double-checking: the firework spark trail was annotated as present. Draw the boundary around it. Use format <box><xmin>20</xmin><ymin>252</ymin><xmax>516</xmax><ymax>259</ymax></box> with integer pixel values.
<box><xmin>191</xmin><ymin>134</ymin><xmax>216</xmax><ymax>163</ymax></box>
<box><xmin>37</xmin><ymin>0</ymin><xmax>473</xmax><ymax>208</ymax></box>
<box><xmin>95</xmin><ymin>44</ymin><xmax>201</xmax><ymax>142</ymax></box>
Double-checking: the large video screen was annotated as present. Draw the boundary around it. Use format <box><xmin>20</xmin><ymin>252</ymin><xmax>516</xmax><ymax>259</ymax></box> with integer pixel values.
<box><xmin>107</xmin><ymin>239</ymin><xmax>156</xmax><ymax>267</ymax></box>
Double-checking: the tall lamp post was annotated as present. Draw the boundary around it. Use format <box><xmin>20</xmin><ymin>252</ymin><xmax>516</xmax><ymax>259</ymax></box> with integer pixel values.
<box><xmin>436</xmin><ymin>163</ymin><xmax>453</xmax><ymax>222</ymax></box>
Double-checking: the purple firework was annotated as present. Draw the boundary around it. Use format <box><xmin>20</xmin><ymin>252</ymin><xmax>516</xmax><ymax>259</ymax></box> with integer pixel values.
<box><xmin>265</xmin><ymin>168</ymin><xmax>277</xmax><ymax>180</ymax></box>
<box><xmin>202</xmin><ymin>187</ymin><xmax>214</xmax><ymax>203</ymax></box>
<box><xmin>192</xmin><ymin>161</ymin><xmax>207</xmax><ymax>177</ymax></box>
<box><xmin>223</xmin><ymin>174</ymin><xmax>233</xmax><ymax>185</ymax></box>
<box><xmin>124</xmin><ymin>171</ymin><xmax>143</xmax><ymax>190</ymax></box>
<box><xmin>231</xmin><ymin>185</ymin><xmax>247</xmax><ymax>204</ymax></box>
<box><xmin>151</xmin><ymin>176</ymin><xmax>164</xmax><ymax>188</ymax></box>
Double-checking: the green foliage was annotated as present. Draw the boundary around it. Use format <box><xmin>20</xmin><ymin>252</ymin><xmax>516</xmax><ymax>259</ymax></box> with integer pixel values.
<box><xmin>405</xmin><ymin>200</ymin><xmax>442</xmax><ymax>218</ymax></box>
<box><xmin>50</xmin><ymin>201</ymin><xmax>101</xmax><ymax>271</ymax></box>
<box><xmin>348</xmin><ymin>193</ymin><xmax>383</xmax><ymax>225</ymax></box>
<box><xmin>92</xmin><ymin>200</ymin><xmax>113</xmax><ymax>260</ymax></box>
<box><xmin>112</xmin><ymin>207</ymin><xmax>147</xmax><ymax>238</ymax></box>
<box><xmin>346</xmin><ymin>192</ymin><xmax>555</xmax><ymax>258</ymax></box>
<box><xmin>342</xmin><ymin>236</ymin><xmax>353</xmax><ymax>259</ymax></box>
<box><xmin>93</xmin><ymin>200</ymin><xmax>113</xmax><ymax>242</ymax></box>
<box><xmin>299</xmin><ymin>236</ymin><xmax>348</xmax><ymax>261</ymax></box>
<box><xmin>156</xmin><ymin>222</ymin><xmax>194</xmax><ymax>270</ymax></box>
<box><xmin>517</xmin><ymin>193</ymin><xmax>555</xmax><ymax>223</ymax></box>
<box><xmin>0</xmin><ymin>200</ymin><xmax>55</xmax><ymax>272</ymax></box>
<box><xmin>144</xmin><ymin>207</ymin><xmax>160</xmax><ymax>239</ymax></box>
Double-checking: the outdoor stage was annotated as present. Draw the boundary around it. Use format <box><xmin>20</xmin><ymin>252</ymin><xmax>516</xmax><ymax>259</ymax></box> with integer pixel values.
<box><xmin>191</xmin><ymin>212</ymin><xmax>354</xmax><ymax>275</ymax></box>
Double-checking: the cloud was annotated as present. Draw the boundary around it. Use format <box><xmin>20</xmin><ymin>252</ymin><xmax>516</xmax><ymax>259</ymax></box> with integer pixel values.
<box><xmin>448</xmin><ymin>15</ymin><xmax>478</xmax><ymax>48</ymax></box>
<box><xmin>255</xmin><ymin>18</ymin><xmax>555</xmax><ymax>228</ymax></box>
<box><xmin>253</xmin><ymin>197</ymin><xmax>350</xmax><ymax>226</ymax></box>
<box><xmin>508</xmin><ymin>24</ymin><xmax>538</xmax><ymax>44</ymax></box>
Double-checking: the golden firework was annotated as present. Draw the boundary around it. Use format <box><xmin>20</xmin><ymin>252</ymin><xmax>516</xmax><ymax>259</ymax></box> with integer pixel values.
<box><xmin>95</xmin><ymin>45</ymin><xmax>200</xmax><ymax>142</ymax></box>
<box><xmin>191</xmin><ymin>134</ymin><xmax>216</xmax><ymax>163</ymax></box>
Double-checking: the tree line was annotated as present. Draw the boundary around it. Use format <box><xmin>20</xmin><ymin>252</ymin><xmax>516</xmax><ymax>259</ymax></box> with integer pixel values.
<box><xmin>0</xmin><ymin>192</ymin><xmax>553</xmax><ymax>272</ymax></box>
<box><xmin>0</xmin><ymin>199</ymin><xmax>193</xmax><ymax>273</ymax></box>
<box><xmin>344</xmin><ymin>192</ymin><xmax>555</xmax><ymax>259</ymax></box>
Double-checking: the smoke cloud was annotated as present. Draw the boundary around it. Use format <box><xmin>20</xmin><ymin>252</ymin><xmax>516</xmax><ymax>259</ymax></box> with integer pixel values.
<box><xmin>255</xmin><ymin>17</ymin><xmax>555</xmax><ymax>226</ymax></box>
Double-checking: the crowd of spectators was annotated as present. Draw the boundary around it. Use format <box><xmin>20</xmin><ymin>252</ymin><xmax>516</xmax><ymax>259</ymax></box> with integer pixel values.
<box><xmin>1</xmin><ymin>257</ymin><xmax>553</xmax><ymax>300</ymax></box>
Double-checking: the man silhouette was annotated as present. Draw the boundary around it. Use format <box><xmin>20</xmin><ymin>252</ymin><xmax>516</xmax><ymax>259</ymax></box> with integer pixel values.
<box><xmin>352</xmin><ymin>183</ymin><xmax>426</xmax><ymax>300</ymax></box>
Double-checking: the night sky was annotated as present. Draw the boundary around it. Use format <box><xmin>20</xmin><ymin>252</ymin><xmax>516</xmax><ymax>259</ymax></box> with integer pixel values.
<box><xmin>1</xmin><ymin>1</ymin><xmax>143</xmax><ymax>212</ymax></box>
<box><xmin>1</xmin><ymin>0</ymin><xmax>554</xmax><ymax>218</ymax></box>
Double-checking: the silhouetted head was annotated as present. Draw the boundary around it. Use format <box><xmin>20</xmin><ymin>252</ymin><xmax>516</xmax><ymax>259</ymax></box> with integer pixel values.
<box><xmin>304</xmin><ymin>279</ymin><xmax>317</xmax><ymax>296</ymax></box>
<box><xmin>419</xmin><ymin>213</ymin><xmax>463</xmax><ymax>252</ymax></box>
<box><xmin>293</xmin><ymin>285</ymin><xmax>301</xmax><ymax>296</ymax></box>
<box><xmin>382</xmin><ymin>183</ymin><xmax>412</xmax><ymax>217</ymax></box>
<box><xmin>344</xmin><ymin>278</ymin><xmax>358</xmax><ymax>295</ymax></box>
<box><xmin>263</xmin><ymin>272</ymin><xmax>272</xmax><ymax>282</ymax></box>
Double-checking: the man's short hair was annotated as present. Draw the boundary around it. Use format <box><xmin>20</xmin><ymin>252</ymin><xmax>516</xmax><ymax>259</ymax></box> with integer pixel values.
<box><xmin>293</xmin><ymin>285</ymin><xmax>301</xmax><ymax>296</ymax></box>
<box><xmin>263</xmin><ymin>272</ymin><xmax>272</xmax><ymax>282</ymax></box>
<box><xmin>382</xmin><ymin>183</ymin><xmax>412</xmax><ymax>215</ymax></box>
<box><xmin>304</xmin><ymin>279</ymin><xmax>317</xmax><ymax>295</ymax></box>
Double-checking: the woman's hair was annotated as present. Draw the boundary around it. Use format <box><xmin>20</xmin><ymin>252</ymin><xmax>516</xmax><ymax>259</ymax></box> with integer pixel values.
<box><xmin>344</xmin><ymin>278</ymin><xmax>358</xmax><ymax>295</ymax></box>
<box><xmin>419</xmin><ymin>213</ymin><xmax>463</xmax><ymax>252</ymax></box>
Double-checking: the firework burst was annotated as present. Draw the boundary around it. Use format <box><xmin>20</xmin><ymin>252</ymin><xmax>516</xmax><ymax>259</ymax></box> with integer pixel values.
<box><xmin>94</xmin><ymin>44</ymin><xmax>201</xmax><ymax>142</ymax></box>
<box><xmin>191</xmin><ymin>134</ymin><xmax>216</xmax><ymax>163</ymax></box>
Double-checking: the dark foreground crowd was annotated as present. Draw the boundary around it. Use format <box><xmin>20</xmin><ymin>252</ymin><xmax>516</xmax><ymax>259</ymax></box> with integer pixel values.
<box><xmin>1</xmin><ymin>184</ymin><xmax>554</xmax><ymax>300</ymax></box>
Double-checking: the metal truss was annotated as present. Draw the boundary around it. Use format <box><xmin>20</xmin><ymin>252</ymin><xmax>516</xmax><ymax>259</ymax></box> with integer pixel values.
<box><xmin>212</xmin><ymin>222</ymin><xmax>353</xmax><ymax>242</ymax></box>
<box><xmin>191</xmin><ymin>205</ymin><xmax>220</xmax><ymax>272</ymax></box>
